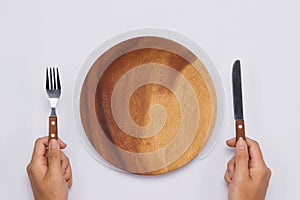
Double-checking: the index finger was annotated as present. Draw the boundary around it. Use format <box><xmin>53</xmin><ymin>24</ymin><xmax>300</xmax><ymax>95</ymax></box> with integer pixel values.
<box><xmin>245</xmin><ymin>138</ymin><xmax>265</xmax><ymax>165</ymax></box>
<box><xmin>31</xmin><ymin>136</ymin><xmax>67</xmax><ymax>161</ymax></box>
<box><xmin>226</xmin><ymin>137</ymin><xmax>236</xmax><ymax>147</ymax></box>
<box><xmin>31</xmin><ymin>137</ymin><xmax>49</xmax><ymax>161</ymax></box>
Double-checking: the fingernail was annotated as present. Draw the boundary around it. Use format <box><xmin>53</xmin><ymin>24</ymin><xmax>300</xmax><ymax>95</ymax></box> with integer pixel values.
<box><xmin>236</xmin><ymin>137</ymin><xmax>247</xmax><ymax>150</ymax></box>
<box><xmin>48</xmin><ymin>139</ymin><xmax>59</xmax><ymax>149</ymax></box>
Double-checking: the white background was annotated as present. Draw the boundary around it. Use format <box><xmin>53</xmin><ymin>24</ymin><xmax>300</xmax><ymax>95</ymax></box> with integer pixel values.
<box><xmin>0</xmin><ymin>0</ymin><xmax>300</xmax><ymax>199</ymax></box>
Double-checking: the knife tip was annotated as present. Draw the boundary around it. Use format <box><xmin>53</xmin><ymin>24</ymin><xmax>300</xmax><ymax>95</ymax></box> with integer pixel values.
<box><xmin>232</xmin><ymin>59</ymin><xmax>241</xmax><ymax>72</ymax></box>
<box><xmin>234</xmin><ymin>59</ymin><xmax>241</xmax><ymax>66</ymax></box>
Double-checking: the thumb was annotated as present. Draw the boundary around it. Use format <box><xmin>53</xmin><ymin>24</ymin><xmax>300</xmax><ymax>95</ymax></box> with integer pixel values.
<box><xmin>47</xmin><ymin>139</ymin><xmax>62</xmax><ymax>176</ymax></box>
<box><xmin>235</xmin><ymin>137</ymin><xmax>249</xmax><ymax>178</ymax></box>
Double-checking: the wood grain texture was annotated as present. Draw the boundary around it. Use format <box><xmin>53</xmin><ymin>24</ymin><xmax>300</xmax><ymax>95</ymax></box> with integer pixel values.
<box><xmin>235</xmin><ymin>119</ymin><xmax>246</xmax><ymax>141</ymax></box>
<box><xmin>49</xmin><ymin>116</ymin><xmax>58</xmax><ymax>140</ymax></box>
<box><xmin>80</xmin><ymin>36</ymin><xmax>217</xmax><ymax>175</ymax></box>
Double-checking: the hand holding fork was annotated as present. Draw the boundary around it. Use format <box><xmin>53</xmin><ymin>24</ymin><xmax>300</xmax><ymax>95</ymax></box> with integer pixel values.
<box><xmin>27</xmin><ymin>68</ymin><xmax>72</xmax><ymax>200</ymax></box>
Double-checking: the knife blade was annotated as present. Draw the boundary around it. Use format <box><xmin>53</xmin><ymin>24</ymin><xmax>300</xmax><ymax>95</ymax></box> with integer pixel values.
<box><xmin>232</xmin><ymin>59</ymin><xmax>246</xmax><ymax>141</ymax></box>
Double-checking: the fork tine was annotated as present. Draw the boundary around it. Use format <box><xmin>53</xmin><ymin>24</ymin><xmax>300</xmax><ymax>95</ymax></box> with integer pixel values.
<box><xmin>46</xmin><ymin>68</ymin><xmax>49</xmax><ymax>90</ymax></box>
<box><xmin>49</xmin><ymin>67</ymin><xmax>53</xmax><ymax>90</ymax></box>
<box><xmin>53</xmin><ymin>68</ymin><xmax>57</xmax><ymax>90</ymax></box>
<box><xmin>57</xmin><ymin>68</ymin><xmax>61</xmax><ymax>90</ymax></box>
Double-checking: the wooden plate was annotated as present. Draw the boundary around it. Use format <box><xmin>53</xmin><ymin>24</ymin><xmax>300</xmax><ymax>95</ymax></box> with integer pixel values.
<box><xmin>79</xmin><ymin>34</ymin><xmax>218</xmax><ymax>175</ymax></box>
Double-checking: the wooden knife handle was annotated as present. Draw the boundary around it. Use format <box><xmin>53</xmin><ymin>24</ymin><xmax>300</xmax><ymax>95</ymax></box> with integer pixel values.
<box><xmin>49</xmin><ymin>116</ymin><xmax>58</xmax><ymax>140</ymax></box>
<box><xmin>235</xmin><ymin>119</ymin><xmax>246</xmax><ymax>141</ymax></box>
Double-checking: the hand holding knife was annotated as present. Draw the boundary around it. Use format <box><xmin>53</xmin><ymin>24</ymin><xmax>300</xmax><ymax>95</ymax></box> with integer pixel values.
<box><xmin>232</xmin><ymin>60</ymin><xmax>246</xmax><ymax>141</ymax></box>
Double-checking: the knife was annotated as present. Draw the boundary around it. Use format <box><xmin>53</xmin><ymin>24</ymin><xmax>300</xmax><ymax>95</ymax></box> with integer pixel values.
<box><xmin>232</xmin><ymin>60</ymin><xmax>246</xmax><ymax>141</ymax></box>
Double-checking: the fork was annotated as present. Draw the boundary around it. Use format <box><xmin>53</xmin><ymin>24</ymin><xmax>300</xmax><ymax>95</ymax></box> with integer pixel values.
<box><xmin>45</xmin><ymin>67</ymin><xmax>61</xmax><ymax>141</ymax></box>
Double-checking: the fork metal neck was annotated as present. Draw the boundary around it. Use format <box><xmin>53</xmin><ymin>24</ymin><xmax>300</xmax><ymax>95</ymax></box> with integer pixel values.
<box><xmin>51</xmin><ymin>108</ymin><xmax>57</xmax><ymax>116</ymax></box>
<box><xmin>49</xmin><ymin>98</ymin><xmax>58</xmax><ymax>116</ymax></box>
<box><xmin>49</xmin><ymin>98</ymin><xmax>58</xmax><ymax>107</ymax></box>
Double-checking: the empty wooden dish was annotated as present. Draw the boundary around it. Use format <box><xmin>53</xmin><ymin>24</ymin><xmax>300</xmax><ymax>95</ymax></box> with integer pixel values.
<box><xmin>78</xmin><ymin>32</ymin><xmax>221</xmax><ymax>175</ymax></box>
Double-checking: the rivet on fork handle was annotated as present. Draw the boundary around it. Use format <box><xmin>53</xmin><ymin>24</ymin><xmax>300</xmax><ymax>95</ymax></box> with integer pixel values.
<box><xmin>49</xmin><ymin>116</ymin><xmax>58</xmax><ymax>140</ymax></box>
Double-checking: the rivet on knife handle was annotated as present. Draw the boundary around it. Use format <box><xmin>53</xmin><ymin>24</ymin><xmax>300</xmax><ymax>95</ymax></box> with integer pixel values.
<box><xmin>49</xmin><ymin>116</ymin><xmax>58</xmax><ymax>140</ymax></box>
<box><xmin>235</xmin><ymin>119</ymin><xmax>245</xmax><ymax>141</ymax></box>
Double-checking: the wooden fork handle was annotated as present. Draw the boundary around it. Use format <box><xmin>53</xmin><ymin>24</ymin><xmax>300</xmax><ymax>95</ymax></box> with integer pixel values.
<box><xmin>235</xmin><ymin>119</ymin><xmax>246</xmax><ymax>141</ymax></box>
<box><xmin>49</xmin><ymin>116</ymin><xmax>58</xmax><ymax>140</ymax></box>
